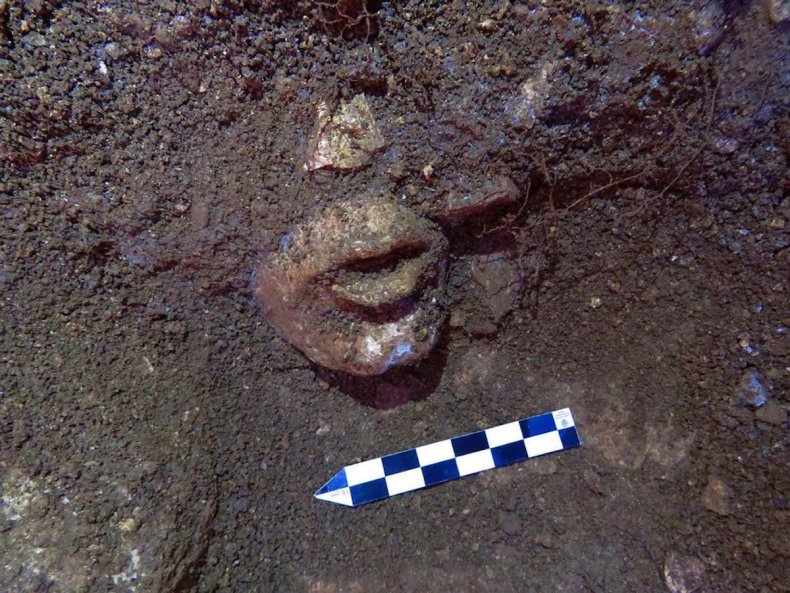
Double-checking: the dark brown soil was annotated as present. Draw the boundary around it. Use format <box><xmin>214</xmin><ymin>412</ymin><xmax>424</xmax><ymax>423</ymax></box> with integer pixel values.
<box><xmin>1</xmin><ymin>1</ymin><xmax>788</xmax><ymax>592</ymax></box>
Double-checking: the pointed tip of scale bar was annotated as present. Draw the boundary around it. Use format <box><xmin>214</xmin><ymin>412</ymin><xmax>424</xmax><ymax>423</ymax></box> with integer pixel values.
<box><xmin>314</xmin><ymin>469</ymin><xmax>355</xmax><ymax>507</ymax></box>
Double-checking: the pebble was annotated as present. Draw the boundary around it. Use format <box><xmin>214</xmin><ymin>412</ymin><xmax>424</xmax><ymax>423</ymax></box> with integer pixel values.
<box><xmin>583</xmin><ymin>468</ymin><xmax>604</xmax><ymax>495</ymax></box>
<box><xmin>713</xmin><ymin>137</ymin><xmax>739</xmax><ymax>154</ymax></box>
<box><xmin>663</xmin><ymin>552</ymin><xmax>708</xmax><ymax>593</ymax></box>
<box><xmin>22</xmin><ymin>32</ymin><xmax>47</xmax><ymax>47</ymax></box>
<box><xmin>701</xmin><ymin>475</ymin><xmax>732</xmax><ymax>516</ymax></box>
<box><xmin>735</xmin><ymin>370</ymin><xmax>769</xmax><ymax>408</ymax></box>
<box><xmin>499</xmin><ymin>512</ymin><xmax>522</xmax><ymax>536</ymax></box>
<box><xmin>478</xmin><ymin>18</ymin><xmax>497</xmax><ymax>32</ymax></box>
<box><xmin>145</xmin><ymin>45</ymin><xmax>163</xmax><ymax>59</ymax></box>
<box><xmin>304</xmin><ymin>94</ymin><xmax>386</xmax><ymax>171</ymax></box>
<box><xmin>766</xmin><ymin>0</ymin><xmax>790</xmax><ymax>23</ymax></box>
<box><xmin>534</xmin><ymin>532</ymin><xmax>558</xmax><ymax>549</ymax></box>
<box><xmin>755</xmin><ymin>401</ymin><xmax>786</xmax><ymax>425</ymax></box>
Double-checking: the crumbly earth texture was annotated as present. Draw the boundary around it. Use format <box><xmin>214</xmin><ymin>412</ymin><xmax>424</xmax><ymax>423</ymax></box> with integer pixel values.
<box><xmin>1</xmin><ymin>1</ymin><xmax>788</xmax><ymax>593</ymax></box>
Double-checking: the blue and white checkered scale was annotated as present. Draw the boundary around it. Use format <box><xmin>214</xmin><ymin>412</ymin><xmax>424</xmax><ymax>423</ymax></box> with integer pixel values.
<box><xmin>315</xmin><ymin>407</ymin><xmax>581</xmax><ymax>507</ymax></box>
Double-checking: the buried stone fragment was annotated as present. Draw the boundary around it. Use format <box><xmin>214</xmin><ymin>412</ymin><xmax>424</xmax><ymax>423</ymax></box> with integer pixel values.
<box><xmin>304</xmin><ymin>94</ymin><xmax>386</xmax><ymax>172</ymax></box>
<box><xmin>256</xmin><ymin>193</ymin><xmax>448</xmax><ymax>376</ymax></box>
<box><xmin>428</xmin><ymin>175</ymin><xmax>520</xmax><ymax>224</ymax></box>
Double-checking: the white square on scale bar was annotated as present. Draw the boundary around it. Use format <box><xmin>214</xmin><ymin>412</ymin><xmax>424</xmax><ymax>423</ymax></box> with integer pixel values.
<box><xmin>485</xmin><ymin>421</ymin><xmax>523</xmax><ymax>448</ymax></box>
<box><xmin>385</xmin><ymin>468</ymin><xmax>426</xmax><ymax>496</ymax></box>
<box><xmin>524</xmin><ymin>431</ymin><xmax>563</xmax><ymax>457</ymax></box>
<box><xmin>415</xmin><ymin>439</ymin><xmax>455</xmax><ymax>466</ymax></box>
<box><xmin>456</xmin><ymin>449</ymin><xmax>496</xmax><ymax>476</ymax></box>
<box><xmin>345</xmin><ymin>457</ymin><xmax>385</xmax><ymax>486</ymax></box>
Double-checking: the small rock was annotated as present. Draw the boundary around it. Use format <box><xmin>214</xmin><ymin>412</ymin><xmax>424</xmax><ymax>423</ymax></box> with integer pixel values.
<box><xmin>734</xmin><ymin>370</ymin><xmax>769</xmax><ymax>408</ymax></box>
<box><xmin>663</xmin><ymin>552</ymin><xmax>708</xmax><ymax>593</ymax></box>
<box><xmin>504</xmin><ymin>62</ymin><xmax>556</xmax><ymax>129</ymax></box>
<box><xmin>755</xmin><ymin>400</ymin><xmax>786</xmax><ymax>425</ymax></box>
<box><xmin>304</xmin><ymin>94</ymin><xmax>386</xmax><ymax>171</ymax></box>
<box><xmin>145</xmin><ymin>45</ymin><xmax>163</xmax><ymax>59</ymax></box>
<box><xmin>104</xmin><ymin>41</ymin><xmax>125</xmax><ymax>60</ymax></box>
<box><xmin>470</xmin><ymin>252</ymin><xmax>521</xmax><ymax>323</ymax></box>
<box><xmin>499</xmin><ymin>512</ymin><xmax>521</xmax><ymax>536</ymax></box>
<box><xmin>117</xmin><ymin>518</ymin><xmax>138</xmax><ymax>532</ymax></box>
<box><xmin>534</xmin><ymin>532</ymin><xmax>558</xmax><ymax>549</ymax></box>
<box><xmin>22</xmin><ymin>32</ymin><xmax>47</xmax><ymax>47</ymax></box>
<box><xmin>315</xmin><ymin>421</ymin><xmax>332</xmax><ymax>436</ymax></box>
<box><xmin>432</xmin><ymin>175</ymin><xmax>519</xmax><ymax>224</ymax></box>
<box><xmin>713</xmin><ymin>137</ymin><xmax>739</xmax><ymax>154</ymax></box>
<box><xmin>766</xmin><ymin>0</ymin><xmax>790</xmax><ymax>23</ymax></box>
<box><xmin>478</xmin><ymin>18</ymin><xmax>497</xmax><ymax>32</ymax></box>
<box><xmin>583</xmin><ymin>468</ymin><xmax>604</xmax><ymax>495</ymax></box>
<box><xmin>701</xmin><ymin>475</ymin><xmax>732</xmax><ymax>516</ymax></box>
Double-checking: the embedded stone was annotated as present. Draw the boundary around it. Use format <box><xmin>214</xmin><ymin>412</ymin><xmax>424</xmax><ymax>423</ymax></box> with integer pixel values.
<box><xmin>431</xmin><ymin>175</ymin><xmax>520</xmax><ymax>224</ymax></box>
<box><xmin>304</xmin><ymin>94</ymin><xmax>386</xmax><ymax>172</ymax></box>
<box><xmin>256</xmin><ymin>193</ymin><xmax>448</xmax><ymax>376</ymax></box>
<box><xmin>701</xmin><ymin>475</ymin><xmax>732</xmax><ymax>516</ymax></box>
<box><xmin>664</xmin><ymin>553</ymin><xmax>709</xmax><ymax>593</ymax></box>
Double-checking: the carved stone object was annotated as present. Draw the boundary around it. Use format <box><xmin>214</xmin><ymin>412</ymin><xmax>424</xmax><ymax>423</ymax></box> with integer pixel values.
<box><xmin>256</xmin><ymin>193</ymin><xmax>448</xmax><ymax>375</ymax></box>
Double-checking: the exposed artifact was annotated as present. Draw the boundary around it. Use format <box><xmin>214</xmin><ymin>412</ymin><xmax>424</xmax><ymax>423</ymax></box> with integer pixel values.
<box><xmin>431</xmin><ymin>175</ymin><xmax>520</xmax><ymax>224</ymax></box>
<box><xmin>304</xmin><ymin>94</ymin><xmax>386</xmax><ymax>172</ymax></box>
<box><xmin>256</xmin><ymin>193</ymin><xmax>448</xmax><ymax>375</ymax></box>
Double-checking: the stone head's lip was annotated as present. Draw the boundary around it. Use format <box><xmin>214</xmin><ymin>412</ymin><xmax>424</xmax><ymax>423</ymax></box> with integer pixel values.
<box><xmin>330</xmin><ymin>255</ymin><xmax>433</xmax><ymax>310</ymax></box>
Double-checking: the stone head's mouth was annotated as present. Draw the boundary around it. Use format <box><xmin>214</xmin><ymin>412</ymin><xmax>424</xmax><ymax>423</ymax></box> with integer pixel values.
<box><xmin>256</xmin><ymin>192</ymin><xmax>448</xmax><ymax>375</ymax></box>
<box><xmin>323</xmin><ymin>243</ymin><xmax>440</xmax><ymax>322</ymax></box>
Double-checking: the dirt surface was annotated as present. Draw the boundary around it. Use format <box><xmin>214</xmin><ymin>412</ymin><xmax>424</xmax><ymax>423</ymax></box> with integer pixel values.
<box><xmin>1</xmin><ymin>1</ymin><xmax>789</xmax><ymax>592</ymax></box>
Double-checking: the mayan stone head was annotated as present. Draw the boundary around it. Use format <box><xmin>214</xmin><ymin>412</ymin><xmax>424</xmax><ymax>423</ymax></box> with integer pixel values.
<box><xmin>256</xmin><ymin>192</ymin><xmax>448</xmax><ymax>376</ymax></box>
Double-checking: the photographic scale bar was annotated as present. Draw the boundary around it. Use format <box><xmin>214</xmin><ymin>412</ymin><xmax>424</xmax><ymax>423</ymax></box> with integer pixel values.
<box><xmin>315</xmin><ymin>407</ymin><xmax>581</xmax><ymax>507</ymax></box>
